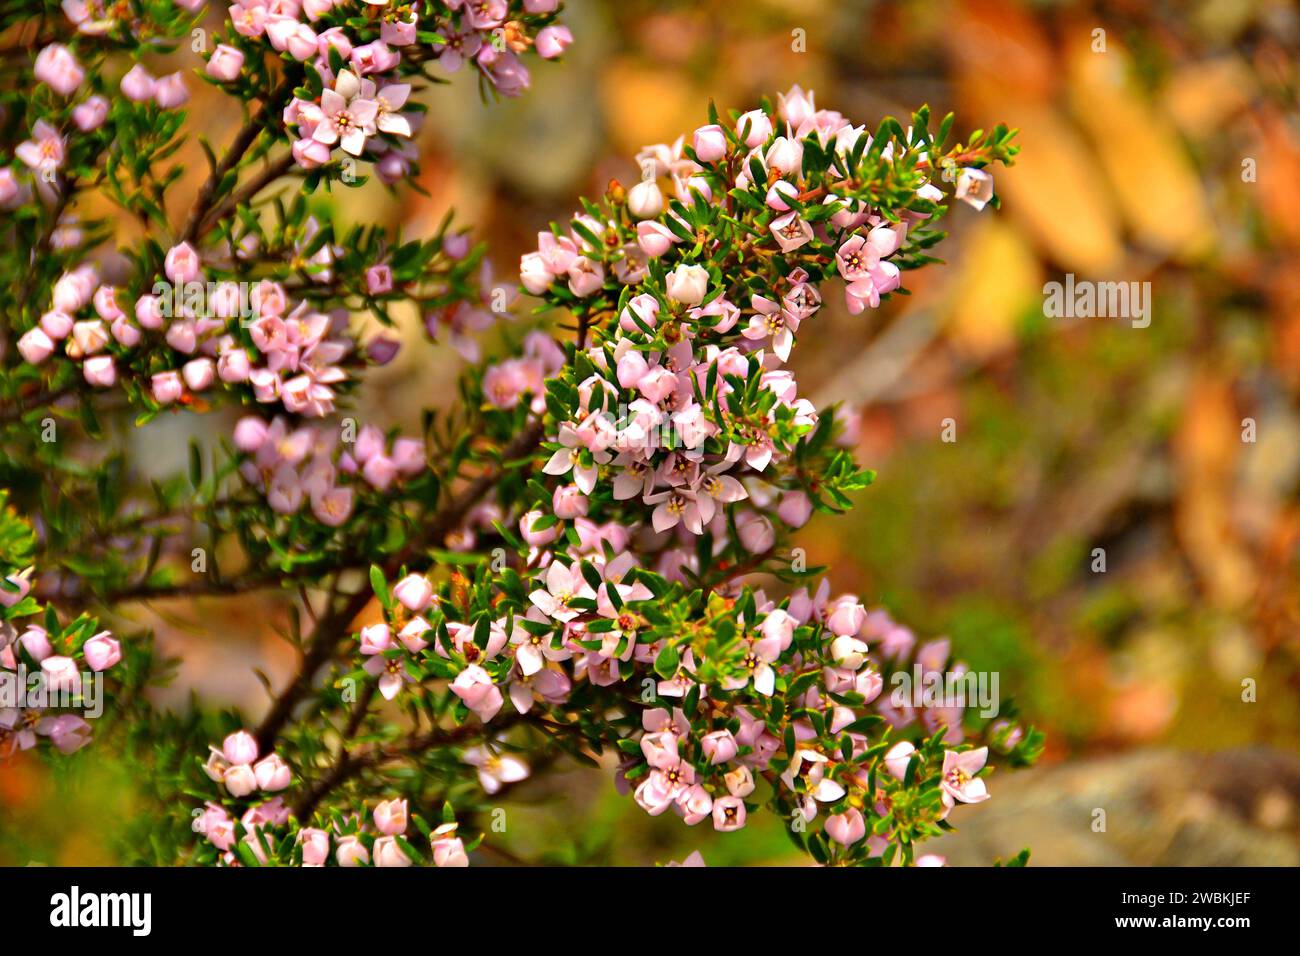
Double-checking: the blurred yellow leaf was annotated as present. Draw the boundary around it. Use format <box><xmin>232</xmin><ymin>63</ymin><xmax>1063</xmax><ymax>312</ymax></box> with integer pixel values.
<box><xmin>947</xmin><ymin>215</ymin><xmax>1041</xmax><ymax>358</ymax></box>
<box><xmin>1066</xmin><ymin>27</ymin><xmax>1215</xmax><ymax>262</ymax></box>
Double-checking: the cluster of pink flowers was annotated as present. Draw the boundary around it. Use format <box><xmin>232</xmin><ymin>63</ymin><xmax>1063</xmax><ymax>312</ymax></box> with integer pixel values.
<box><xmin>0</xmin><ymin>566</ymin><xmax>120</xmax><ymax>759</ymax></box>
<box><xmin>16</xmin><ymin>245</ymin><xmax>354</xmax><ymax>417</ymax></box>
<box><xmin>481</xmin><ymin>330</ymin><xmax>566</xmax><ymax>411</ymax></box>
<box><xmin>217</xmin><ymin>0</ymin><xmax>572</xmax><ymax>178</ymax></box>
<box><xmin>233</xmin><ymin>415</ymin><xmax>425</xmax><ymax>524</ymax></box>
<box><xmin>194</xmin><ymin>787</ymin><xmax>471</xmax><ymax>867</ymax></box>
<box><xmin>202</xmin><ymin>729</ymin><xmax>292</xmax><ymax>797</ymax></box>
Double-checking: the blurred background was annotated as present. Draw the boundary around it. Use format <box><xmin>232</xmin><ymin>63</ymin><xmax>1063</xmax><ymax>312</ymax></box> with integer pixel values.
<box><xmin>4</xmin><ymin>0</ymin><xmax>1300</xmax><ymax>865</ymax></box>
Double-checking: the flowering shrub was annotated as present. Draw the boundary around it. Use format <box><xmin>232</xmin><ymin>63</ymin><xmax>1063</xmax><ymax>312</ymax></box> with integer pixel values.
<box><xmin>1</xmin><ymin>1</ymin><xmax>1041</xmax><ymax>866</ymax></box>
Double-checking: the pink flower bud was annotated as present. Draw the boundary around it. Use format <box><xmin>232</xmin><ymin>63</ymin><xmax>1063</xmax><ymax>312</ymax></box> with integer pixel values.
<box><xmin>19</xmin><ymin>625</ymin><xmax>52</xmax><ymax>661</ymax></box>
<box><xmin>692</xmin><ymin>124</ymin><xmax>728</xmax><ymax>162</ymax></box>
<box><xmin>701</xmin><ymin>729</ymin><xmax>739</xmax><ymax>765</ymax></box>
<box><xmin>635</xmin><ymin>220</ymin><xmax>676</xmax><ymax>258</ymax></box>
<box><xmin>535</xmin><ymin>25</ymin><xmax>572</xmax><ymax>59</ymax></box>
<box><xmin>152</xmin><ymin>371</ymin><xmax>184</xmax><ymax>405</ymax></box>
<box><xmin>232</xmin><ymin>416</ymin><xmax>269</xmax><ymax>452</ymax></box>
<box><xmin>82</xmin><ymin>632</ymin><xmax>121</xmax><ymax>671</ymax></box>
<box><xmin>110</xmin><ymin>318</ymin><xmax>141</xmax><ymax>348</ymax></box>
<box><xmin>182</xmin><ymin>357</ymin><xmax>215</xmax><ymax>391</ymax></box>
<box><xmin>778</xmin><ymin>490</ymin><xmax>812</xmax><ymax>528</ymax></box>
<box><xmin>83</xmin><ymin>355</ymin><xmax>116</xmax><ymax>388</ymax></box>
<box><xmin>34</xmin><ymin>44</ymin><xmax>84</xmax><ymax>97</ymax></box>
<box><xmin>826</xmin><ymin>808</ymin><xmax>867</xmax><ymax>846</ymax></box>
<box><xmin>373</xmin><ymin>835</ymin><xmax>411</xmax><ymax>867</ymax></box>
<box><xmin>41</xmin><ymin>655</ymin><xmax>81</xmax><ymax>693</ymax></box>
<box><xmin>626</xmin><ymin>180</ymin><xmax>663</xmax><ymax>220</ymax></box>
<box><xmin>253</xmin><ymin>753</ymin><xmax>291</xmax><ymax>791</ymax></box>
<box><xmin>41</xmin><ymin>714</ymin><xmax>92</xmax><ymax>754</ymax></box>
<box><xmin>736</xmin><ymin>512</ymin><xmax>774</xmax><ymax>553</ymax></box>
<box><xmin>17</xmin><ymin>328</ymin><xmax>54</xmax><ymax>364</ymax></box>
<box><xmin>223</xmin><ymin>764</ymin><xmax>257</xmax><ymax>797</ymax></box>
<box><xmin>120</xmin><ymin>64</ymin><xmax>157</xmax><ymax>102</ymax></box>
<box><xmin>135</xmin><ymin>294</ymin><xmax>165</xmax><ymax>329</ymax></box>
<box><xmin>164</xmin><ymin>241</ymin><xmax>201</xmax><ymax>284</ymax></box>
<box><xmin>430</xmin><ymin>824</ymin><xmax>469</xmax><ymax>867</ymax></box>
<box><xmin>391</xmin><ymin>437</ymin><xmax>424</xmax><ymax>475</ymax></box>
<box><xmin>736</xmin><ymin>109</ymin><xmax>773</xmax><ymax>148</ymax></box>
<box><xmin>359</xmin><ymin>623</ymin><xmax>391</xmax><ymax>655</ymax></box>
<box><xmin>552</xmin><ymin>484</ymin><xmax>588</xmax><ymax>520</ymax></box>
<box><xmin>222</xmin><ymin>730</ymin><xmax>259</xmax><ymax>765</ymax></box>
<box><xmin>218</xmin><ymin>348</ymin><xmax>251</xmax><ymax>383</ymax></box>
<box><xmin>519</xmin><ymin>509</ymin><xmax>559</xmax><ymax>547</ymax></box>
<box><xmin>362</xmin><ymin>453</ymin><xmax>397</xmax><ymax>491</ymax></box>
<box><xmin>365</xmin><ymin>264</ymin><xmax>393</xmax><ymax>294</ymax></box>
<box><xmin>154</xmin><ymin>72</ymin><xmax>189</xmax><ymax>108</ymax></box>
<box><xmin>206</xmin><ymin>44</ymin><xmax>245</xmax><ymax>82</ymax></box>
<box><xmin>884</xmin><ymin>741</ymin><xmax>915</xmax><ymax>781</ymax></box>
<box><xmin>392</xmin><ymin>574</ymin><xmax>432</xmax><ymax>612</ymax></box>
<box><xmin>827</xmin><ymin>599</ymin><xmax>866</xmax><ymax>637</ymax></box>
<box><xmin>373</xmin><ymin>798</ymin><xmax>408</xmax><ymax>835</ymax></box>
<box><xmin>335</xmin><ymin>835</ymin><xmax>369</xmax><ymax>866</ymax></box>
<box><xmin>666</xmin><ymin>263</ymin><xmax>709</xmax><ymax>305</ymax></box>
<box><xmin>298</xmin><ymin>828</ymin><xmax>330</xmax><ymax>866</ymax></box>
<box><xmin>73</xmin><ymin>95</ymin><xmax>109</xmax><ymax>131</ymax></box>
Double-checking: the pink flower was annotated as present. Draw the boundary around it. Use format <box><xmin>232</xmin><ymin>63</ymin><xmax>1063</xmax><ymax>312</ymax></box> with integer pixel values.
<box><xmin>627</xmin><ymin>180</ymin><xmax>664</xmax><ymax>220</ymax></box>
<box><xmin>365</xmin><ymin>264</ymin><xmax>393</xmax><ymax>294</ymax></box>
<box><xmin>535</xmin><ymin>25</ymin><xmax>572</xmax><ymax>59</ymax></box>
<box><xmin>701</xmin><ymin>729</ymin><xmax>738</xmax><ymax>765</ymax></box>
<box><xmin>430</xmin><ymin>823</ymin><xmax>469</xmax><ymax>867</ymax></box>
<box><xmin>16</xmin><ymin>120</ymin><xmax>65</xmax><ymax>175</ymax></box>
<box><xmin>464</xmin><ymin>746</ymin><xmax>530</xmax><ymax>794</ymax></box>
<box><xmin>826</xmin><ymin>808</ymin><xmax>867</xmax><ymax>846</ymax></box>
<box><xmin>666</xmin><ymin>263</ymin><xmax>708</xmax><ymax>305</ymax></box>
<box><xmin>82</xmin><ymin>355</ymin><xmax>116</xmax><ymax>388</ymax></box>
<box><xmin>315</xmin><ymin>70</ymin><xmax>378</xmax><ymax>156</ymax></box>
<box><xmin>567</xmin><ymin>257</ymin><xmax>605</xmax><ymax>298</ymax></box>
<box><xmin>18</xmin><ymin>624</ymin><xmax>51</xmax><ymax>659</ymax></box>
<box><xmin>373</xmin><ymin>835</ymin><xmax>412</xmax><ymax>867</ymax></box>
<box><xmin>253</xmin><ymin>753</ymin><xmax>291</xmax><ymax>791</ymax></box>
<box><xmin>451</xmin><ymin>665</ymin><xmax>504</xmax><ymax>722</ymax></box>
<box><xmin>826</xmin><ymin>599</ymin><xmax>866</xmax><ymax>637</ymax></box>
<box><xmin>735</xmin><ymin>109</ymin><xmax>772</xmax><ymax>148</ymax></box>
<box><xmin>770</xmin><ymin>211</ymin><xmax>813</xmax><ymax>252</ymax></box>
<box><xmin>736</xmin><ymin>512</ymin><xmax>775</xmax><ymax>553</ymax></box>
<box><xmin>38</xmin><ymin>714</ymin><xmax>92</xmax><ymax>754</ymax></box>
<box><xmin>82</xmin><ymin>632</ymin><xmax>120</xmax><ymax>671</ymax></box>
<box><xmin>164</xmin><ymin>241</ymin><xmax>201</xmax><ymax>283</ymax></box>
<box><xmin>120</xmin><ymin>64</ymin><xmax>156</xmax><ymax>102</ymax></box>
<box><xmin>373</xmin><ymin>798</ymin><xmax>408</xmax><ymax>835</ymax></box>
<box><xmin>711</xmin><ymin>795</ymin><xmax>747</xmax><ymax>831</ymax></box>
<box><xmin>529</xmin><ymin>560</ymin><xmax>595</xmax><ymax>623</ymax></box>
<box><xmin>298</xmin><ymin>828</ymin><xmax>330</xmax><ymax>866</ymax></box>
<box><xmin>884</xmin><ymin>741</ymin><xmax>915</xmax><ymax>780</ymax></box>
<box><xmin>392</xmin><ymin>573</ymin><xmax>432</xmax><ymax>612</ymax></box>
<box><xmin>552</xmin><ymin>484</ymin><xmax>589</xmax><ymax>520</ymax></box>
<box><xmin>636</xmin><ymin>221</ymin><xmax>678</xmax><ymax>258</ymax></box>
<box><xmin>206</xmin><ymin>45</ymin><xmax>245</xmax><ymax>82</ymax></box>
<box><xmin>18</xmin><ymin>328</ymin><xmax>55</xmax><ymax>365</ymax></box>
<box><xmin>940</xmin><ymin>747</ymin><xmax>990</xmax><ymax>806</ymax></box>
<box><xmin>41</xmin><ymin>655</ymin><xmax>81</xmax><ymax>693</ymax></box>
<box><xmin>335</xmin><ymin>835</ymin><xmax>369</xmax><ymax>866</ymax></box>
<box><xmin>955</xmin><ymin>168</ymin><xmax>993</xmax><ymax>210</ymax></box>
<box><xmin>154</xmin><ymin>72</ymin><xmax>189</xmax><ymax>108</ymax></box>
<box><xmin>222</xmin><ymin>730</ymin><xmax>259</xmax><ymax>765</ymax></box>
<box><xmin>692</xmin><ymin>124</ymin><xmax>727</xmax><ymax>162</ymax></box>
<box><xmin>34</xmin><ymin>44</ymin><xmax>84</xmax><ymax>96</ymax></box>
